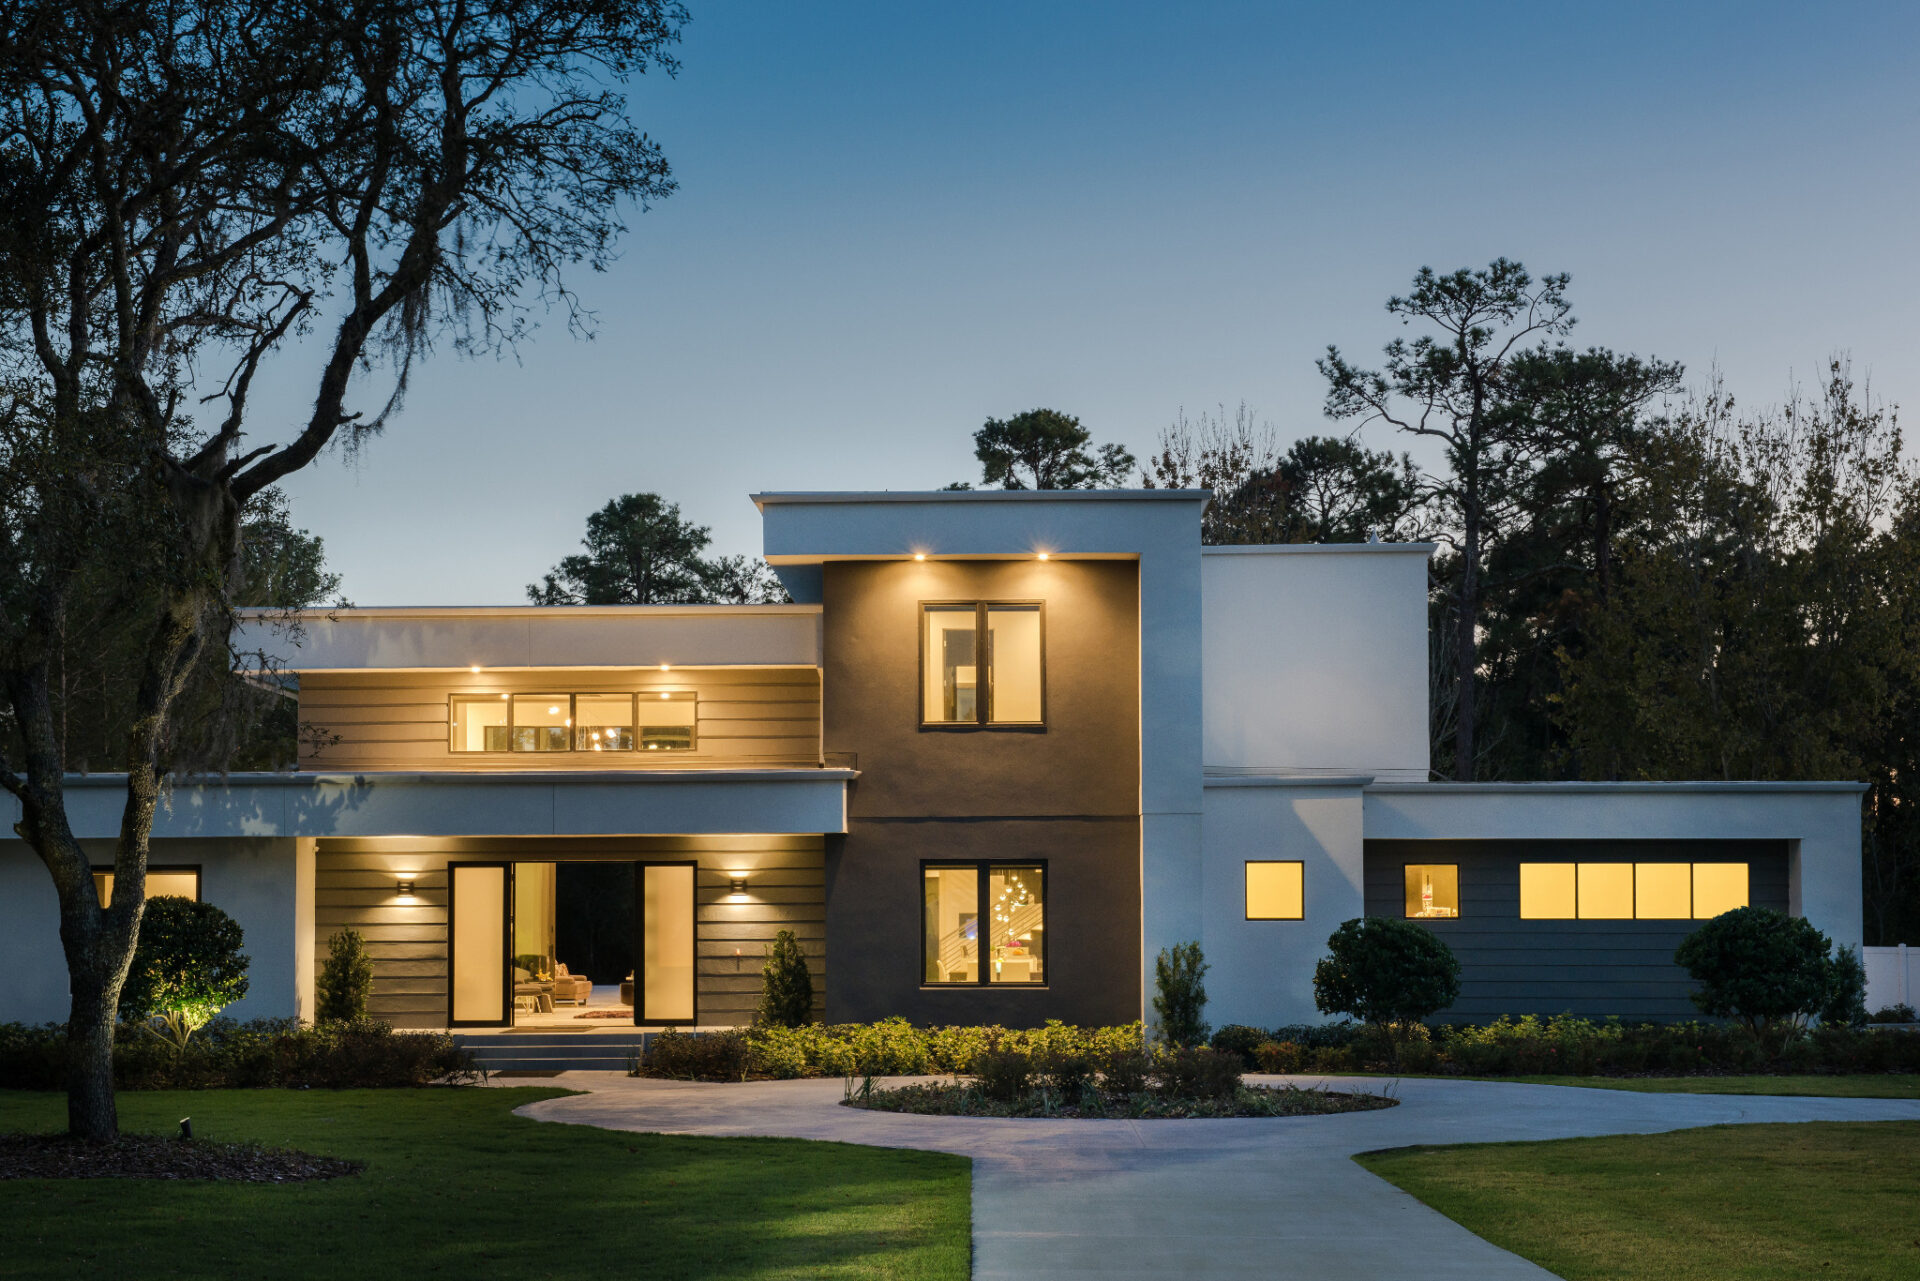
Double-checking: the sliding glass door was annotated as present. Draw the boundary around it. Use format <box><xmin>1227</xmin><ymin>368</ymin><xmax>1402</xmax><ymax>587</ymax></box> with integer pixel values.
<box><xmin>449</xmin><ymin>863</ymin><xmax>510</xmax><ymax>1026</ymax></box>
<box><xmin>636</xmin><ymin>863</ymin><xmax>695</xmax><ymax>1024</ymax></box>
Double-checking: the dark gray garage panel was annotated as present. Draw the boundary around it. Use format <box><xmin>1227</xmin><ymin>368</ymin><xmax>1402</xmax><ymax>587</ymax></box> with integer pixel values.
<box><xmin>1363</xmin><ymin>839</ymin><xmax>1790</xmax><ymax>1022</ymax></box>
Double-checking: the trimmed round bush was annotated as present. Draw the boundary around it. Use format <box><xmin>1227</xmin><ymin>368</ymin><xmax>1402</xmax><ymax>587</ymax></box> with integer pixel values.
<box><xmin>1312</xmin><ymin>917</ymin><xmax>1460</xmax><ymax>1031</ymax></box>
<box><xmin>1673</xmin><ymin>907</ymin><xmax>1832</xmax><ymax>1040</ymax></box>
<box><xmin>119</xmin><ymin>896</ymin><xmax>250</xmax><ymax>1048</ymax></box>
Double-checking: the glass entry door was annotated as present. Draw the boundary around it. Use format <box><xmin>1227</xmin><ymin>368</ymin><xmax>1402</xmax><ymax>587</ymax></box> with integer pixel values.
<box><xmin>449</xmin><ymin>863</ymin><xmax>510</xmax><ymax>1026</ymax></box>
<box><xmin>636</xmin><ymin>863</ymin><xmax>695</xmax><ymax>1024</ymax></box>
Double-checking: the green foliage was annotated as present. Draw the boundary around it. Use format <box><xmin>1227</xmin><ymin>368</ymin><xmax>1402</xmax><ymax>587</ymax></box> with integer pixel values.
<box><xmin>1208</xmin><ymin>1023</ymin><xmax>1271</xmax><ymax>1068</ymax></box>
<box><xmin>316</xmin><ymin>928</ymin><xmax>375</xmax><ymax>1025</ymax></box>
<box><xmin>119</xmin><ymin>898</ymin><xmax>250</xmax><ymax>1049</ymax></box>
<box><xmin>1673</xmin><ymin>907</ymin><xmax>1833</xmax><ymax>1039</ymax></box>
<box><xmin>1152</xmin><ymin>940</ymin><xmax>1211</xmax><ymax>1048</ymax></box>
<box><xmin>755</xmin><ymin>929</ymin><xmax>814</xmax><ymax>1029</ymax></box>
<box><xmin>969</xmin><ymin>1050</ymin><xmax>1033</xmax><ymax>1102</ymax></box>
<box><xmin>647</xmin><ymin>1028</ymin><xmax>750</xmax><ymax>1082</ymax></box>
<box><xmin>969</xmin><ymin>408</ymin><xmax>1135</xmax><ymax>490</ymax></box>
<box><xmin>0</xmin><ymin>1018</ymin><xmax>477</xmax><ymax>1089</ymax></box>
<box><xmin>528</xmin><ymin>492</ymin><xmax>789</xmax><ymax>605</ymax></box>
<box><xmin>1820</xmin><ymin>945</ymin><xmax>1869</xmax><ymax>1029</ymax></box>
<box><xmin>1152</xmin><ymin>1046</ymin><xmax>1243</xmax><ymax>1100</ymax></box>
<box><xmin>732</xmin><ymin>1018</ymin><xmax>1141</xmax><ymax>1081</ymax></box>
<box><xmin>1313</xmin><ymin>917</ymin><xmax>1461</xmax><ymax>1033</ymax></box>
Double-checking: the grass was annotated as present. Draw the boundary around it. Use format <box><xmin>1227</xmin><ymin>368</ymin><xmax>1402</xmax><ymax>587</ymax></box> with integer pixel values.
<box><xmin>0</xmin><ymin>1088</ymin><xmax>969</xmax><ymax>1281</ymax></box>
<box><xmin>1329</xmin><ymin>1071</ymin><xmax>1920</xmax><ymax>1098</ymax></box>
<box><xmin>1358</xmin><ymin>1121</ymin><xmax>1920</xmax><ymax>1281</ymax></box>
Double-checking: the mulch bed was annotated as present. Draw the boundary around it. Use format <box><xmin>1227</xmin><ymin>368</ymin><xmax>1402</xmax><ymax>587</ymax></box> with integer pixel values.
<box><xmin>0</xmin><ymin>1132</ymin><xmax>363</xmax><ymax>1182</ymax></box>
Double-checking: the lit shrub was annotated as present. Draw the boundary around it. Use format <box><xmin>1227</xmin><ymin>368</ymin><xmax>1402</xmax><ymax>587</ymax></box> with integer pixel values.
<box><xmin>316</xmin><ymin>928</ymin><xmax>374</xmax><ymax>1025</ymax></box>
<box><xmin>1252</xmin><ymin>1041</ymin><xmax>1302</xmax><ymax>1074</ymax></box>
<box><xmin>119</xmin><ymin>897</ymin><xmax>250</xmax><ymax>1049</ymax></box>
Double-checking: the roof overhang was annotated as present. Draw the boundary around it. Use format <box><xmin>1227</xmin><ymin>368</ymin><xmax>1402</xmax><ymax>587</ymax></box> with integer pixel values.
<box><xmin>26</xmin><ymin>770</ymin><xmax>854</xmax><ymax>839</ymax></box>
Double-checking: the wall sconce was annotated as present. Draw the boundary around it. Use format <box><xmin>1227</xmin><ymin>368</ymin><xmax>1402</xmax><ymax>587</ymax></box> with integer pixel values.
<box><xmin>396</xmin><ymin>878</ymin><xmax>415</xmax><ymax>896</ymax></box>
<box><xmin>728</xmin><ymin>876</ymin><xmax>749</xmax><ymax>897</ymax></box>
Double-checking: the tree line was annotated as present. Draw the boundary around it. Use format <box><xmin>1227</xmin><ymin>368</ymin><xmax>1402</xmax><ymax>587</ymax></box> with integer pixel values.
<box><xmin>958</xmin><ymin>262</ymin><xmax>1919</xmax><ymax>945</ymax></box>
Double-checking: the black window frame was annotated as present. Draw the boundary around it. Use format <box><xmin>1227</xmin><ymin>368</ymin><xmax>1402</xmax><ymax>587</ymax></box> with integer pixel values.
<box><xmin>1401</xmin><ymin>862</ymin><xmax>1461</xmax><ymax>920</ymax></box>
<box><xmin>448</xmin><ymin>691</ymin><xmax>698</xmax><ymax>754</ymax></box>
<box><xmin>917</xmin><ymin>600</ymin><xmax>1047</xmax><ymax>730</ymax></box>
<box><xmin>1243</xmin><ymin>859</ymin><xmax>1305</xmax><ymax>921</ymax></box>
<box><xmin>919</xmin><ymin>859</ymin><xmax>1049</xmax><ymax>988</ymax></box>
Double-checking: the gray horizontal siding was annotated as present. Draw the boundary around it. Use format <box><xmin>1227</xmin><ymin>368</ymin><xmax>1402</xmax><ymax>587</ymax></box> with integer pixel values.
<box><xmin>314</xmin><ymin>835</ymin><xmax>824</xmax><ymax>1028</ymax></box>
<box><xmin>299</xmin><ymin>668</ymin><xmax>821</xmax><ymax>771</ymax></box>
<box><xmin>1364</xmin><ymin>839</ymin><xmax>1791</xmax><ymax>1022</ymax></box>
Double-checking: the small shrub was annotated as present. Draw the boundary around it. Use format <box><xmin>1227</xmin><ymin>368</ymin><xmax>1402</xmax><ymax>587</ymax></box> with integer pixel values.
<box><xmin>1095</xmin><ymin>1046</ymin><xmax>1152</xmax><ymax>1094</ymax></box>
<box><xmin>1674</xmin><ymin>907</ymin><xmax>1832</xmax><ymax>1041</ymax></box>
<box><xmin>1154</xmin><ymin>1046</ymin><xmax>1241</xmax><ymax>1100</ymax></box>
<box><xmin>119</xmin><ymin>897</ymin><xmax>250</xmax><ymax>1049</ymax></box>
<box><xmin>316</xmin><ymin>928</ymin><xmax>374</xmax><ymax>1025</ymax></box>
<box><xmin>0</xmin><ymin>1018</ymin><xmax>475</xmax><ymax>1089</ymax></box>
<box><xmin>1869</xmin><ymin>1003</ymin><xmax>1918</xmax><ymax>1024</ymax></box>
<box><xmin>971</xmin><ymin>1049</ymin><xmax>1032</xmax><ymax>1101</ymax></box>
<box><xmin>1209</xmin><ymin>1024</ymin><xmax>1269</xmax><ymax>1068</ymax></box>
<box><xmin>1313</xmin><ymin>917</ymin><xmax>1459</xmax><ymax>1063</ymax></box>
<box><xmin>1819</xmin><ymin>945</ymin><xmax>1869</xmax><ymax>1029</ymax></box>
<box><xmin>648</xmin><ymin>1029</ymin><xmax>748</xmax><ymax>1081</ymax></box>
<box><xmin>755</xmin><ymin>930</ymin><xmax>814</xmax><ymax>1029</ymax></box>
<box><xmin>1153</xmin><ymin>941</ymin><xmax>1210</xmax><ymax>1048</ymax></box>
<box><xmin>1252</xmin><ymin>1041</ymin><xmax>1301</xmax><ymax>1074</ymax></box>
<box><xmin>1032</xmin><ymin>1049</ymin><xmax>1093</xmax><ymax>1096</ymax></box>
<box><xmin>1269</xmin><ymin>1022</ymin><xmax>1359</xmax><ymax>1049</ymax></box>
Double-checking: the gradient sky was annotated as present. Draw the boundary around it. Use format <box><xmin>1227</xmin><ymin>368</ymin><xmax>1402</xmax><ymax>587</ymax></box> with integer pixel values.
<box><xmin>257</xmin><ymin>1</ymin><xmax>1920</xmax><ymax>604</ymax></box>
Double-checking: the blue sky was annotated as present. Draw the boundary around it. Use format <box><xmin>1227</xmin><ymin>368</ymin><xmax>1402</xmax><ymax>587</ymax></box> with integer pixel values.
<box><xmin>262</xmin><ymin>2</ymin><xmax>1920</xmax><ymax>603</ymax></box>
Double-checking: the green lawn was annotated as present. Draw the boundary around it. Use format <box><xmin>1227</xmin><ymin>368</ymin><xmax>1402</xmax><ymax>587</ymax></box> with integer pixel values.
<box><xmin>0</xmin><ymin>1089</ymin><xmax>969</xmax><ymax>1281</ymax></box>
<box><xmin>1336</xmin><ymin>1072</ymin><xmax>1920</xmax><ymax>1098</ymax></box>
<box><xmin>1358</xmin><ymin>1121</ymin><xmax>1920</xmax><ymax>1281</ymax></box>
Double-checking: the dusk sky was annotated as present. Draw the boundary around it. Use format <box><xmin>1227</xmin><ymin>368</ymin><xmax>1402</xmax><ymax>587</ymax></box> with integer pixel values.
<box><xmin>259</xmin><ymin>2</ymin><xmax>1920</xmax><ymax>605</ymax></box>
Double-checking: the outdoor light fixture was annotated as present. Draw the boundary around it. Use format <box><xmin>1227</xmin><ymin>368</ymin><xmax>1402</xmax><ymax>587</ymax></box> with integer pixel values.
<box><xmin>397</xmin><ymin>878</ymin><xmax>415</xmax><ymax>896</ymax></box>
<box><xmin>913</xmin><ymin>552</ymin><xmax>926</xmax><ymax>561</ymax></box>
<box><xmin>659</xmin><ymin>663</ymin><xmax>671</xmax><ymax>672</ymax></box>
<box><xmin>469</xmin><ymin>664</ymin><xmax>481</xmax><ymax>673</ymax></box>
<box><xmin>729</xmin><ymin>876</ymin><xmax>749</xmax><ymax>897</ymax></box>
<box><xmin>1036</xmin><ymin>552</ymin><xmax>1050</xmax><ymax>561</ymax></box>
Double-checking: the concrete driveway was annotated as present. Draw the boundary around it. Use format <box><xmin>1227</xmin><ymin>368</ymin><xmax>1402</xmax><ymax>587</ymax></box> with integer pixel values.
<box><xmin>510</xmin><ymin>1074</ymin><xmax>1920</xmax><ymax>1280</ymax></box>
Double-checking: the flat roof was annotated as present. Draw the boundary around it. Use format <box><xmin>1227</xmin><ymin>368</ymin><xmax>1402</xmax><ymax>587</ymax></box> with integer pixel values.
<box><xmin>1201</xmin><ymin>542</ymin><xmax>1437</xmax><ymax>556</ymax></box>
<box><xmin>234</xmin><ymin>604</ymin><xmax>820</xmax><ymax>621</ymax></box>
<box><xmin>751</xmin><ymin>489</ymin><xmax>1210</xmax><ymax>511</ymax></box>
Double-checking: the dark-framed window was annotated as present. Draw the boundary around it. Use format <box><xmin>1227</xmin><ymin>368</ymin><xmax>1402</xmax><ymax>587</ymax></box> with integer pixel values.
<box><xmin>449</xmin><ymin>692</ymin><xmax>696</xmax><ymax>754</ymax></box>
<box><xmin>921</xmin><ymin>861</ymin><xmax>1046</xmax><ymax>986</ymax></box>
<box><xmin>1245</xmin><ymin>860</ymin><xmax>1304</xmax><ymax>920</ymax></box>
<box><xmin>919</xmin><ymin>601</ymin><xmax>1045</xmax><ymax>727</ymax></box>
<box><xmin>92</xmin><ymin>865</ymin><xmax>201</xmax><ymax>908</ymax></box>
<box><xmin>1403</xmin><ymin>863</ymin><xmax>1459</xmax><ymax>919</ymax></box>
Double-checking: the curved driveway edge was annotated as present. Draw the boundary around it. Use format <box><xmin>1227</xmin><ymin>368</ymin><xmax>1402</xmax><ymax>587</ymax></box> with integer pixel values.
<box><xmin>509</xmin><ymin>1075</ymin><xmax>1920</xmax><ymax>1280</ymax></box>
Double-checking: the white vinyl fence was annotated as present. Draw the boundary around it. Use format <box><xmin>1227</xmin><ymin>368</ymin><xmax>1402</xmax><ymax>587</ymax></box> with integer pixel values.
<box><xmin>1863</xmin><ymin>945</ymin><xmax>1919</xmax><ymax>1015</ymax></box>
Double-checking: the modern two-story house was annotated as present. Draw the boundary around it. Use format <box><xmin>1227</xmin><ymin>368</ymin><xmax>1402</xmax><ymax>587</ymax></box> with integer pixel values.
<box><xmin>0</xmin><ymin>490</ymin><xmax>1867</xmax><ymax>1034</ymax></box>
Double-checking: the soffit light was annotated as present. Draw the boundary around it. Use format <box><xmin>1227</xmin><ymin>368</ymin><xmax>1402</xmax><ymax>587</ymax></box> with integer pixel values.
<box><xmin>1036</xmin><ymin>552</ymin><xmax>1049</xmax><ymax>561</ymax></box>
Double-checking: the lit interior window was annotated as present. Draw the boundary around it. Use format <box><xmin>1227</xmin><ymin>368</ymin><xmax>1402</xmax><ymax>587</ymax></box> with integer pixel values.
<box><xmin>638</xmin><ymin>691</ymin><xmax>697</xmax><ymax>751</ymax></box>
<box><xmin>922</xmin><ymin>865</ymin><xmax>980</xmax><ymax>984</ymax></box>
<box><xmin>1404</xmin><ymin>864</ymin><xmax>1459</xmax><ymax>919</ymax></box>
<box><xmin>1576</xmin><ymin>863</ymin><xmax>1635</xmax><ymax>919</ymax></box>
<box><xmin>1246</xmin><ymin>861</ymin><xmax>1304</xmax><ymax>920</ymax></box>
<box><xmin>923</xmin><ymin>605</ymin><xmax>978</xmax><ymax>722</ymax></box>
<box><xmin>1635</xmin><ymin>863</ymin><xmax>1692</xmax><ymax>919</ymax></box>
<box><xmin>987</xmin><ymin>864</ymin><xmax>1044</xmax><ymax>984</ymax></box>
<box><xmin>1519</xmin><ymin>863</ymin><xmax>1576</xmax><ymax>919</ymax></box>
<box><xmin>510</xmin><ymin>695</ymin><xmax>570</xmax><ymax>752</ymax></box>
<box><xmin>93</xmin><ymin>868</ymin><xmax>200</xmax><ymax>907</ymax></box>
<box><xmin>985</xmin><ymin>605</ymin><xmax>1042</xmax><ymax>723</ymax></box>
<box><xmin>1692</xmin><ymin>863</ymin><xmax>1750</xmax><ymax>918</ymax></box>
<box><xmin>450</xmin><ymin>694</ymin><xmax>510</xmax><ymax>752</ymax></box>
<box><xmin>573</xmin><ymin>694</ymin><xmax>635</xmax><ymax>751</ymax></box>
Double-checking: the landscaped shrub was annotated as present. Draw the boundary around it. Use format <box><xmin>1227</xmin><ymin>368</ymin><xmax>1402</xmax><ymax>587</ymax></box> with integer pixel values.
<box><xmin>1153</xmin><ymin>940</ymin><xmax>1210</xmax><ymax>1048</ymax></box>
<box><xmin>0</xmin><ymin>1019</ymin><xmax>476</xmax><ymax>1089</ymax></box>
<box><xmin>1154</xmin><ymin>1047</ymin><xmax>1242</xmax><ymax>1100</ymax></box>
<box><xmin>1819</xmin><ymin>945</ymin><xmax>1869</xmax><ymax>1029</ymax></box>
<box><xmin>1674</xmin><ymin>907</ymin><xmax>1834</xmax><ymax>1041</ymax></box>
<box><xmin>316</xmin><ymin>928</ymin><xmax>374</xmax><ymax>1024</ymax></box>
<box><xmin>1252</xmin><ymin>1041</ymin><xmax>1302</xmax><ymax>1074</ymax></box>
<box><xmin>1268</xmin><ymin>1022</ymin><xmax>1359</xmax><ymax>1049</ymax></box>
<box><xmin>1312</xmin><ymin>917</ymin><xmax>1460</xmax><ymax>1062</ymax></box>
<box><xmin>1209</xmin><ymin>1024</ymin><xmax>1269</xmax><ymax>1068</ymax></box>
<box><xmin>1869</xmin><ymin>1003</ymin><xmax>1918</xmax><ymax>1024</ymax></box>
<box><xmin>971</xmin><ymin>1049</ymin><xmax>1032</xmax><ymax>1101</ymax></box>
<box><xmin>1095</xmin><ymin>1046</ymin><xmax>1152</xmax><ymax>1094</ymax></box>
<box><xmin>755</xmin><ymin>930</ymin><xmax>815</xmax><ymax>1029</ymax></box>
<box><xmin>119</xmin><ymin>896</ymin><xmax>250</xmax><ymax>1049</ymax></box>
<box><xmin>1032</xmin><ymin>1049</ymin><xmax>1094</xmax><ymax>1097</ymax></box>
<box><xmin>648</xmin><ymin>1028</ymin><xmax>750</xmax><ymax>1081</ymax></box>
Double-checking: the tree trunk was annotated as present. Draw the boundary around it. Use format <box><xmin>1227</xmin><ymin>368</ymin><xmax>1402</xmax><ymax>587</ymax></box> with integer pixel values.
<box><xmin>1453</xmin><ymin>476</ymin><xmax>1482</xmax><ymax>782</ymax></box>
<box><xmin>62</xmin><ymin>955</ymin><xmax>123</xmax><ymax>1139</ymax></box>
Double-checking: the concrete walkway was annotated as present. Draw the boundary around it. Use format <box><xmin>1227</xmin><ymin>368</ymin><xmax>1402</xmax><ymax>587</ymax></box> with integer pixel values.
<box><xmin>508</xmin><ymin>1074</ymin><xmax>1920</xmax><ymax>1279</ymax></box>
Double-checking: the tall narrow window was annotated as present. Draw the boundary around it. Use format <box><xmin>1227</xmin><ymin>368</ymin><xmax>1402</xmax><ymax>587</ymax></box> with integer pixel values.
<box><xmin>1404</xmin><ymin>864</ymin><xmax>1459</xmax><ymax>919</ymax></box>
<box><xmin>923</xmin><ymin>606</ymin><xmax>979</xmax><ymax>723</ymax></box>
<box><xmin>922</xmin><ymin>862</ymin><xmax>1046</xmax><ymax>986</ymax></box>
<box><xmin>921</xmin><ymin>602</ymin><xmax>1045</xmax><ymax>726</ymax></box>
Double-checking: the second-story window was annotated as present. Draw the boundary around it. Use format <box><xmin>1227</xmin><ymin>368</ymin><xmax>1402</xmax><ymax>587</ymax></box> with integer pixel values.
<box><xmin>921</xmin><ymin>602</ymin><xmax>1044</xmax><ymax>727</ymax></box>
<box><xmin>450</xmin><ymin>692</ymin><xmax>696</xmax><ymax>754</ymax></box>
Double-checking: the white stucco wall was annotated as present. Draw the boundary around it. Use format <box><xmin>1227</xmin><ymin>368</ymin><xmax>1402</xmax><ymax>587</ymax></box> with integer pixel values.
<box><xmin>1201</xmin><ymin>545</ymin><xmax>1431</xmax><ymax>781</ymax></box>
<box><xmin>0</xmin><ymin>838</ymin><xmax>303</xmax><ymax>1025</ymax></box>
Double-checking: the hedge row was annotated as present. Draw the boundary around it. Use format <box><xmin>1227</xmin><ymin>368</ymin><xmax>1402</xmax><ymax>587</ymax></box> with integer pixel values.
<box><xmin>0</xmin><ymin>1018</ymin><xmax>480</xmax><ymax>1090</ymax></box>
<box><xmin>1209</xmin><ymin>1015</ymin><xmax>1920</xmax><ymax>1077</ymax></box>
<box><xmin>649</xmin><ymin>1018</ymin><xmax>1145</xmax><ymax>1081</ymax></box>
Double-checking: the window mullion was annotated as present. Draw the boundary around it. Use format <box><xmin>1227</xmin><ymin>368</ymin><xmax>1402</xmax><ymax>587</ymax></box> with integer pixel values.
<box><xmin>976</xmin><ymin>603</ymin><xmax>989</xmax><ymax>725</ymax></box>
<box><xmin>977</xmin><ymin>860</ymin><xmax>990</xmax><ymax>985</ymax></box>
